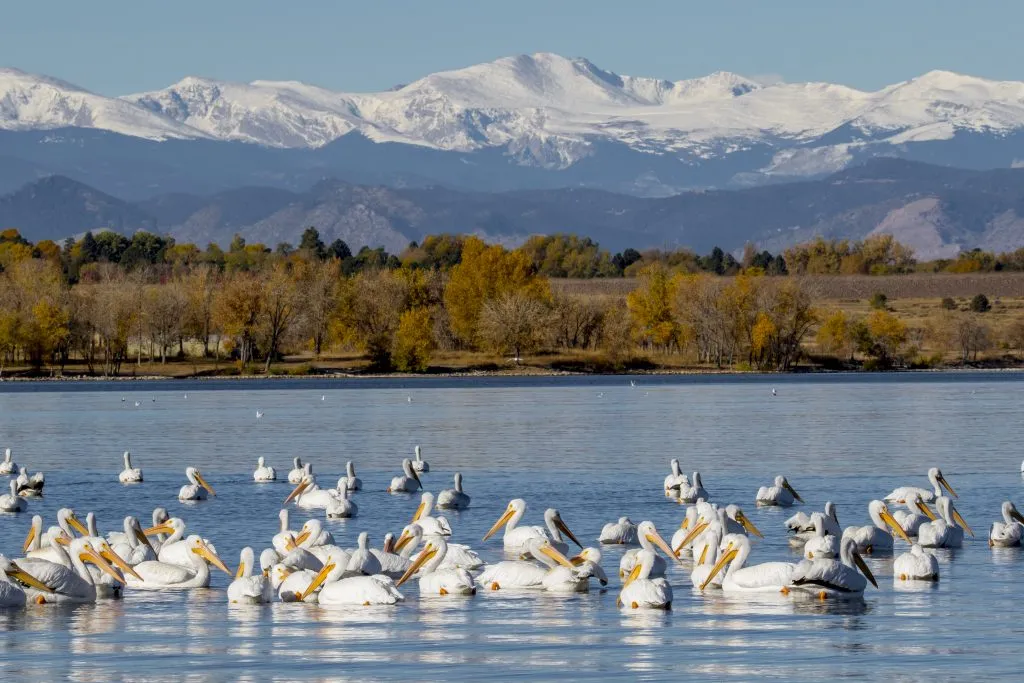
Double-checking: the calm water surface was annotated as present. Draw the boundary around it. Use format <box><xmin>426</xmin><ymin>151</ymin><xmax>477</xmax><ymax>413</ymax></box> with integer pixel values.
<box><xmin>0</xmin><ymin>374</ymin><xmax>1022</xmax><ymax>681</ymax></box>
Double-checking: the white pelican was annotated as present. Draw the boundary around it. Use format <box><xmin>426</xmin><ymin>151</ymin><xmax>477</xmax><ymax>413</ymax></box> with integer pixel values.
<box><xmin>411</xmin><ymin>492</ymin><xmax>451</xmax><ymax>536</ymax></box>
<box><xmin>755</xmin><ymin>476</ymin><xmax>802</xmax><ymax>507</ymax></box>
<box><xmin>370</xmin><ymin>533</ymin><xmax>413</xmax><ymax>578</ymax></box>
<box><xmin>21</xmin><ymin>538</ymin><xmax>125</xmax><ymax>604</ymax></box>
<box><xmin>599</xmin><ymin>517</ymin><xmax>638</xmax><ymax>545</ymax></box>
<box><xmin>387</xmin><ymin>459</ymin><xmax>422</xmax><ymax>493</ymax></box>
<box><xmin>292</xmin><ymin>518</ymin><xmax>335</xmax><ymax>550</ymax></box>
<box><xmin>664</xmin><ymin>459</ymin><xmax>688</xmax><ymax>496</ymax></box>
<box><xmin>569</xmin><ymin>547</ymin><xmax>609</xmax><ymax>588</ymax></box>
<box><xmin>476</xmin><ymin>539</ymin><xmax>577</xmax><ymax>591</ymax></box>
<box><xmin>396</xmin><ymin>537</ymin><xmax>476</xmax><ymax>596</ymax></box>
<box><xmin>482</xmin><ymin>499</ymin><xmax>582</xmax><ymax>554</ymax></box>
<box><xmin>724</xmin><ymin>505</ymin><xmax>764</xmax><ymax>538</ymax></box>
<box><xmin>989</xmin><ymin>501</ymin><xmax>1024</xmax><ymax>547</ymax></box>
<box><xmin>275</xmin><ymin>562</ymin><xmax>320</xmax><ymax>602</ymax></box>
<box><xmin>118</xmin><ymin>451</ymin><xmax>142</xmax><ymax>483</ymax></box>
<box><xmin>346</xmin><ymin>532</ymin><xmax>383</xmax><ymax>576</ymax></box>
<box><xmin>178</xmin><ymin>467</ymin><xmax>215</xmax><ymax>501</ymax></box>
<box><xmin>300</xmin><ymin>552</ymin><xmax>404</xmax><ymax>606</ymax></box>
<box><xmin>283</xmin><ymin>471</ymin><xmax>339</xmax><ymax>510</ymax></box>
<box><xmin>326</xmin><ymin>486</ymin><xmax>357</xmax><ymax>518</ymax></box>
<box><xmin>148</xmin><ymin>508</ymin><xmax>170</xmax><ymax>553</ymax></box>
<box><xmin>0</xmin><ymin>555</ymin><xmax>52</xmax><ymax>607</ymax></box>
<box><xmin>884</xmin><ymin>467</ymin><xmax>957</xmax><ymax>504</ymax></box>
<box><xmin>412</xmin><ymin>444</ymin><xmax>429</xmax><ymax>473</ymax></box>
<box><xmin>699</xmin><ymin>534</ymin><xmax>796</xmax><ymax>594</ymax></box>
<box><xmin>76</xmin><ymin>527</ymin><xmax>142</xmax><ymax>599</ymax></box>
<box><xmin>842</xmin><ymin>501</ymin><xmax>911</xmax><ymax>554</ymax></box>
<box><xmin>437</xmin><ymin>472</ymin><xmax>470</xmax><ymax>510</ymax></box>
<box><xmin>893</xmin><ymin>494</ymin><xmax>937</xmax><ymax>537</ymax></box>
<box><xmin>108</xmin><ymin>517</ymin><xmax>156</xmax><ymax>566</ymax></box>
<box><xmin>24</xmin><ymin>515</ymin><xmax>69</xmax><ymax>565</ymax></box>
<box><xmin>227</xmin><ymin>547</ymin><xmax>273</xmax><ymax>604</ymax></box>
<box><xmin>287</xmin><ymin>457</ymin><xmax>305</xmax><ymax>484</ymax></box>
<box><xmin>47</xmin><ymin>508</ymin><xmax>89</xmax><ymax>544</ymax></box>
<box><xmin>803</xmin><ymin>513</ymin><xmax>839</xmax><ymax>560</ymax></box>
<box><xmin>394</xmin><ymin>523</ymin><xmax>483</xmax><ymax>570</ymax></box>
<box><xmin>619</xmin><ymin>549</ymin><xmax>672</xmax><ymax>609</ymax></box>
<box><xmin>343</xmin><ymin>461</ymin><xmax>361</xmax><ymax>491</ymax></box>
<box><xmin>677</xmin><ymin>472</ymin><xmax>709</xmax><ymax>504</ymax></box>
<box><xmin>786</xmin><ymin>501</ymin><xmax>839</xmax><ymax>540</ymax></box>
<box><xmin>894</xmin><ymin>544</ymin><xmax>939</xmax><ymax>581</ymax></box>
<box><xmin>253</xmin><ymin>457</ymin><xmax>276</xmax><ymax>482</ymax></box>
<box><xmin>671</xmin><ymin>506</ymin><xmax>701</xmax><ymax>555</ymax></box>
<box><xmin>690</xmin><ymin>525</ymin><xmax>724</xmax><ymax>589</ymax></box>
<box><xmin>127</xmin><ymin>536</ymin><xmax>230</xmax><ymax>590</ymax></box>
<box><xmin>15</xmin><ymin>467</ymin><xmax>44</xmax><ymax>497</ymax></box>
<box><xmin>919</xmin><ymin>497</ymin><xmax>973</xmax><ymax>548</ymax></box>
<box><xmin>619</xmin><ymin>521</ymin><xmax>683</xmax><ymax>579</ymax></box>
<box><xmin>790</xmin><ymin>535</ymin><xmax>877</xmax><ymax>599</ymax></box>
<box><xmin>0</xmin><ymin>480</ymin><xmax>27</xmax><ymax>513</ymax></box>
<box><xmin>0</xmin><ymin>448</ymin><xmax>17</xmax><ymax>475</ymax></box>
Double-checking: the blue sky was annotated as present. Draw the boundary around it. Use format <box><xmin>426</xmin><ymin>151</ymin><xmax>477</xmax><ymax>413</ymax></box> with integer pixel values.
<box><xmin>2</xmin><ymin>0</ymin><xmax>1021</xmax><ymax>94</ymax></box>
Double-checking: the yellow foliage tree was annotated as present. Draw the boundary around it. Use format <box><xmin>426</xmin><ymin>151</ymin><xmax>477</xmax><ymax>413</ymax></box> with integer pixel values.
<box><xmin>626</xmin><ymin>263</ymin><xmax>679</xmax><ymax>351</ymax></box>
<box><xmin>393</xmin><ymin>307</ymin><xmax>435</xmax><ymax>372</ymax></box>
<box><xmin>816</xmin><ymin>309</ymin><xmax>853</xmax><ymax>359</ymax></box>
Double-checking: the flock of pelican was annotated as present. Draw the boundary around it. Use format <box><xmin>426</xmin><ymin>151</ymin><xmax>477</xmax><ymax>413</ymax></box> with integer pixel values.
<box><xmin>0</xmin><ymin>440</ymin><xmax>1020</xmax><ymax>612</ymax></box>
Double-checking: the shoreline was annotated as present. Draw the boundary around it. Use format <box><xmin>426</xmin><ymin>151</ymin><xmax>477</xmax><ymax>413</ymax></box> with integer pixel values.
<box><xmin>2</xmin><ymin>364</ymin><xmax>1023</xmax><ymax>382</ymax></box>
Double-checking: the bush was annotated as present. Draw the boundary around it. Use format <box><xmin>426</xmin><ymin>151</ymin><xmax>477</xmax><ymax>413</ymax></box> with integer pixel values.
<box><xmin>870</xmin><ymin>292</ymin><xmax>888</xmax><ymax>310</ymax></box>
<box><xmin>941</xmin><ymin>297</ymin><xmax>957</xmax><ymax>311</ymax></box>
<box><xmin>970</xmin><ymin>293</ymin><xmax>991</xmax><ymax>313</ymax></box>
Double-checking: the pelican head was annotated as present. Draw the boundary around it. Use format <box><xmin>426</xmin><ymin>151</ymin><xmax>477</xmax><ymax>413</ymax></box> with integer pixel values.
<box><xmin>928</xmin><ymin>467</ymin><xmax>958</xmax><ymax>498</ymax></box>
<box><xmin>394</xmin><ymin>523</ymin><xmax>423</xmax><ymax>553</ymax></box>
<box><xmin>700</xmin><ymin>533</ymin><xmax>752</xmax><ymax>590</ymax></box>
<box><xmin>777</xmin><ymin>476</ymin><xmax>803</xmax><ymax>503</ymax></box>
<box><xmin>726</xmin><ymin>504</ymin><xmax>763</xmax><ymax>538</ymax></box>
<box><xmin>1003</xmin><ymin>501</ymin><xmax>1024</xmax><ymax>526</ymax></box>
<box><xmin>869</xmin><ymin>500</ymin><xmax>912</xmax><ymax>543</ymax></box>
<box><xmin>60</xmin><ymin>508</ymin><xmax>89</xmax><ymax>537</ymax></box>
<box><xmin>544</xmin><ymin>508</ymin><xmax>583</xmax><ymax>549</ymax></box>
<box><xmin>401</xmin><ymin>458</ymin><xmax>422</xmax><ymax>487</ymax></box>
<box><xmin>840</xmin><ymin>536</ymin><xmax>877</xmax><ymax>588</ymax></box>
<box><xmin>0</xmin><ymin>555</ymin><xmax>52</xmax><ymax>592</ymax></box>
<box><xmin>188</xmin><ymin>536</ymin><xmax>231</xmax><ymax>574</ymax></box>
<box><xmin>412</xmin><ymin>492</ymin><xmax>436</xmax><ymax>523</ymax></box>
<box><xmin>257</xmin><ymin>456</ymin><xmax>266</xmax><ymax>467</ymax></box>
<box><xmin>483</xmin><ymin>499</ymin><xmax>527</xmax><ymax>541</ymax></box>
<box><xmin>284</xmin><ymin>477</ymin><xmax>313</xmax><ymax>505</ymax></box>
<box><xmin>637</xmin><ymin>520</ymin><xmax>683</xmax><ymax>565</ymax></box>
<box><xmin>259</xmin><ymin>549</ymin><xmax>279</xmax><ymax>577</ymax></box>
<box><xmin>22</xmin><ymin>515</ymin><xmax>43</xmax><ymax>553</ymax></box>
<box><xmin>396</xmin><ymin>537</ymin><xmax>444</xmax><ymax>587</ymax></box>
<box><xmin>938</xmin><ymin>497</ymin><xmax>974</xmax><ymax>537</ymax></box>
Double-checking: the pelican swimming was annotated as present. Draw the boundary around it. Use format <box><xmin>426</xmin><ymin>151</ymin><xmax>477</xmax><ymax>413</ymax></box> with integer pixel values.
<box><xmin>482</xmin><ymin>499</ymin><xmax>582</xmax><ymax>554</ymax></box>
<box><xmin>755</xmin><ymin>475</ymin><xmax>802</xmax><ymax>507</ymax></box>
<box><xmin>619</xmin><ymin>549</ymin><xmax>672</xmax><ymax>609</ymax></box>
<box><xmin>989</xmin><ymin>501</ymin><xmax>1024</xmax><ymax>547</ymax></box>
<box><xmin>0</xmin><ymin>555</ymin><xmax>52</xmax><ymax>607</ymax></box>
<box><xmin>664</xmin><ymin>459</ymin><xmax>688</xmax><ymax>496</ymax></box>
<box><xmin>893</xmin><ymin>494</ymin><xmax>937</xmax><ymax>537</ymax></box>
<box><xmin>437</xmin><ymin>472</ymin><xmax>470</xmax><ymax>510</ymax></box>
<box><xmin>346</xmin><ymin>532</ymin><xmax>383</xmax><ymax>576</ymax></box>
<box><xmin>298</xmin><ymin>548</ymin><xmax>404</xmax><ymax>606</ymax></box>
<box><xmin>287</xmin><ymin>457</ymin><xmax>305</xmax><ymax>484</ymax></box>
<box><xmin>476</xmin><ymin>539</ymin><xmax>577</xmax><ymax>592</ymax></box>
<box><xmin>271</xmin><ymin>509</ymin><xmax>296</xmax><ymax>555</ymax></box>
<box><xmin>14</xmin><ymin>467</ymin><xmax>44</xmax><ymax>497</ymax></box>
<box><xmin>342</xmin><ymin>461</ymin><xmax>361</xmax><ymax>491</ymax></box>
<box><xmin>20</xmin><ymin>538</ymin><xmax>124</xmax><ymax>604</ymax></box>
<box><xmin>790</xmin><ymin>535</ymin><xmax>877</xmax><ymax>600</ymax></box>
<box><xmin>0</xmin><ymin>480</ymin><xmax>27</xmax><ymax>513</ymax></box>
<box><xmin>387</xmin><ymin>459</ymin><xmax>422</xmax><ymax>494</ymax></box>
<box><xmin>677</xmin><ymin>472</ymin><xmax>709</xmax><ymax>504</ymax></box>
<box><xmin>842</xmin><ymin>501</ymin><xmax>912</xmax><ymax>554</ymax></box>
<box><xmin>227</xmin><ymin>547</ymin><xmax>273</xmax><ymax>604</ymax></box>
<box><xmin>108</xmin><ymin>517</ymin><xmax>156</xmax><ymax>566</ymax></box>
<box><xmin>786</xmin><ymin>501</ymin><xmax>839</xmax><ymax>541</ymax></box>
<box><xmin>283</xmin><ymin>468</ymin><xmax>342</xmax><ymax>510</ymax></box>
<box><xmin>396</xmin><ymin>537</ymin><xmax>476</xmax><ymax>596</ymax></box>
<box><xmin>395</xmin><ymin>523</ymin><xmax>484</xmax><ymax>570</ymax></box>
<box><xmin>411</xmin><ymin>492</ymin><xmax>451</xmax><ymax>536</ymax></box>
<box><xmin>326</xmin><ymin>485</ymin><xmax>357</xmax><ymax>518</ymax></box>
<box><xmin>411</xmin><ymin>445</ymin><xmax>429</xmax><ymax>473</ymax></box>
<box><xmin>671</xmin><ymin>506</ymin><xmax>701</xmax><ymax>555</ymax></box>
<box><xmin>619</xmin><ymin>521</ymin><xmax>683</xmax><ymax>579</ymax></box>
<box><xmin>0</xmin><ymin>448</ymin><xmax>16</xmax><ymax>476</ymax></box>
<box><xmin>178</xmin><ymin>467</ymin><xmax>215</xmax><ymax>501</ymax></box>
<box><xmin>253</xmin><ymin>457</ymin><xmax>276</xmax><ymax>482</ymax></box>
<box><xmin>599</xmin><ymin>517</ymin><xmax>638</xmax><ymax>545</ymax></box>
<box><xmin>894</xmin><ymin>544</ymin><xmax>939</xmax><ymax>581</ymax></box>
<box><xmin>118</xmin><ymin>451</ymin><xmax>142</xmax><ymax>483</ymax></box>
<box><xmin>23</xmin><ymin>515</ymin><xmax>69</xmax><ymax>565</ymax></box>
<box><xmin>148</xmin><ymin>508</ymin><xmax>170</xmax><ymax>553</ymax></box>
<box><xmin>802</xmin><ymin>513</ymin><xmax>839</xmax><ymax>560</ymax></box>
<box><xmin>884</xmin><ymin>467</ymin><xmax>957</xmax><ymax>504</ymax></box>
<box><xmin>919</xmin><ymin>497</ymin><xmax>973</xmax><ymax>548</ymax></box>
<box><xmin>127</xmin><ymin>536</ymin><xmax>230</xmax><ymax>590</ymax></box>
<box><xmin>699</xmin><ymin>533</ymin><xmax>796</xmax><ymax>593</ymax></box>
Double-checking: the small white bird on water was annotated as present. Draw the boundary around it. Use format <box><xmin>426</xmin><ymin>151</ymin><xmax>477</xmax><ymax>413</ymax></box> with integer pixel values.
<box><xmin>256</xmin><ymin>411</ymin><xmax>264</xmax><ymax>419</ymax></box>
<box><xmin>0</xmin><ymin>448</ymin><xmax>16</xmax><ymax>476</ymax></box>
<box><xmin>118</xmin><ymin>451</ymin><xmax>143</xmax><ymax>484</ymax></box>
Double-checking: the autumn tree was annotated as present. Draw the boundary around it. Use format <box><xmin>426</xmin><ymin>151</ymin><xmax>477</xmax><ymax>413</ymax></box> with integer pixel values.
<box><xmin>338</xmin><ymin>269</ymin><xmax>410</xmax><ymax>369</ymax></box>
<box><xmin>260</xmin><ymin>263</ymin><xmax>300</xmax><ymax>371</ymax></box>
<box><xmin>393</xmin><ymin>307</ymin><xmax>435</xmax><ymax>372</ymax></box>
<box><xmin>816</xmin><ymin>310</ymin><xmax>855</xmax><ymax>360</ymax></box>
<box><xmin>478</xmin><ymin>292</ymin><xmax>551</xmax><ymax>361</ymax></box>
<box><xmin>295</xmin><ymin>258</ymin><xmax>341</xmax><ymax>358</ymax></box>
<box><xmin>214</xmin><ymin>272</ymin><xmax>264</xmax><ymax>367</ymax></box>
<box><xmin>627</xmin><ymin>263</ymin><xmax>679</xmax><ymax>352</ymax></box>
<box><xmin>862</xmin><ymin>310</ymin><xmax>908</xmax><ymax>368</ymax></box>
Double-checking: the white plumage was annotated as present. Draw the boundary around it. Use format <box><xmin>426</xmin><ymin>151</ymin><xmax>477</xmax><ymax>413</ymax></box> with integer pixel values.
<box><xmin>387</xmin><ymin>459</ymin><xmax>422</xmax><ymax>494</ymax></box>
<box><xmin>437</xmin><ymin>472</ymin><xmax>471</xmax><ymax>510</ymax></box>
<box><xmin>118</xmin><ymin>450</ymin><xmax>143</xmax><ymax>483</ymax></box>
<box><xmin>755</xmin><ymin>475</ymin><xmax>802</xmax><ymax>507</ymax></box>
<box><xmin>599</xmin><ymin>516</ymin><xmax>638</xmax><ymax>545</ymax></box>
<box><xmin>227</xmin><ymin>547</ymin><xmax>273</xmax><ymax>603</ymax></box>
<box><xmin>894</xmin><ymin>544</ymin><xmax>939</xmax><ymax>581</ymax></box>
<box><xmin>988</xmin><ymin>500</ymin><xmax>1024</xmax><ymax>547</ymax></box>
<box><xmin>253</xmin><ymin>456</ymin><xmax>276</xmax><ymax>482</ymax></box>
<box><xmin>619</xmin><ymin>549</ymin><xmax>672</xmax><ymax>609</ymax></box>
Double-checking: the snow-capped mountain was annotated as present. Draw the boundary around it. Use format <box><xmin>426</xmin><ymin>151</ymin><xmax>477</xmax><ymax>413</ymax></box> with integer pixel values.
<box><xmin>4</xmin><ymin>53</ymin><xmax>1024</xmax><ymax>196</ymax></box>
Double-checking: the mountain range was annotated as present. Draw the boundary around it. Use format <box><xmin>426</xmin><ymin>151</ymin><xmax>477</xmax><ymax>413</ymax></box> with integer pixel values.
<box><xmin>4</xmin><ymin>54</ymin><xmax>1024</xmax><ymax>199</ymax></box>
<box><xmin>5</xmin><ymin>159</ymin><xmax>1024</xmax><ymax>259</ymax></box>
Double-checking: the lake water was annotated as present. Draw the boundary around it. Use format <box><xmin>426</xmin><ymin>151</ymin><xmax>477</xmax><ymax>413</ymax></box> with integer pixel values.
<box><xmin>0</xmin><ymin>373</ymin><xmax>1022</xmax><ymax>681</ymax></box>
